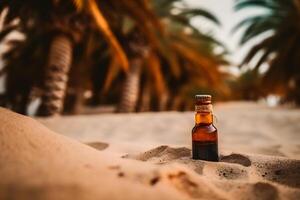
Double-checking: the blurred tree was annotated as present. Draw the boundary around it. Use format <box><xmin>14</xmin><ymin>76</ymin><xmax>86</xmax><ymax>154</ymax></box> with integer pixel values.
<box><xmin>64</xmin><ymin>0</ymin><xmax>165</xmax><ymax>114</ymax></box>
<box><xmin>149</xmin><ymin>0</ymin><xmax>229</xmax><ymax>110</ymax></box>
<box><xmin>0</xmin><ymin>0</ymin><xmax>129</xmax><ymax>115</ymax></box>
<box><xmin>230</xmin><ymin>69</ymin><xmax>264</xmax><ymax>100</ymax></box>
<box><xmin>0</xmin><ymin>0</ymin><xmax>228</xmax><ymax>115</ymax></box>
<box><xmin>75</xmin><ymin>0</ymin><xmax>166</xmax><ymax>113</ymax></box>
<box><xmin>98</xmin><ymin>0</ymin><xmax>228</xmax><ymax>112</ymax></box>
<box><xmin>234</xmin><ymin>0</ymin><xmax>300</xmax><ymax>105</ymax></box>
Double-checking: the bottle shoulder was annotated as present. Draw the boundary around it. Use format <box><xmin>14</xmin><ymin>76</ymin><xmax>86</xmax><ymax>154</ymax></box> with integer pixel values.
<box><xmin>192</xmin><ymin>124</ymin><xmax>217</xmax><ymax>134</ymax></box>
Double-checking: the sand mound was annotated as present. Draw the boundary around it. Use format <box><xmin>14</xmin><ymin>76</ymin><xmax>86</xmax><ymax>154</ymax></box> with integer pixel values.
<box><xmin>127</xmin><ymin>146</ymin><xmax>300</xmax><ymax>199</ymax></box>
<box><xmin>1</xmin><ymin>107</ymin><xmax>300</xmax><ymax>200</ymax></box>
<box><xmin>221</xmin><ymin>153</ymin><xmax>251</xmax><ymax>167</ymax></box>
<box><xmin>124</xmin><ymin>146</ymin><xmax>191</xmax><ymax>162</ymax></box>
<box><xmin>0</xmin><ymin>108</ymin><xmax>225</xmax><ymax>200</ymax></box>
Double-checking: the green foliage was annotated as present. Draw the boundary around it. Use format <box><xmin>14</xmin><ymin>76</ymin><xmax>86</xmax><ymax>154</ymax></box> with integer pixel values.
<box><xmin>234</xmin><ymin>0</ymin><xmax>300</xmax><ymax>105</ymax></box>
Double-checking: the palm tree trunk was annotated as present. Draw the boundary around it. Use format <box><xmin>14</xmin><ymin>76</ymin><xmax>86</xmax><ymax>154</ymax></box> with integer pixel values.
<box><xmin>170</xmin><ymin>95</ymin><xmax>182</xmax><ymax>111</ymax></box>
<box><xmin>118</xmin><ymin>58</ymin><xmax>142</xmax><ymax>112</ymax></box>
<box><xmin>158</xmin><ymin>93</ymin><xmax>169</xmax><ymax>111</ymax></box>
<box><xmin>37</xmin><ymin>34</ymin><xmax>73</xmax><ymax>116</ymax></box>
<box><xmin>138</xmin><ymin>80</ymin><xmax>151</xmax><ymax>112</ymax></box>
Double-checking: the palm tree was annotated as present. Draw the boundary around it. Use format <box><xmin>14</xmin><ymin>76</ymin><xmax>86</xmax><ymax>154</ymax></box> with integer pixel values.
<box><xmin>37</xmin><ymin>0</ymin><xmax>130</xmax><ymax>116</ymax></box>
<box><xmin>149</xmin><ymin>0</ymin><xmax>228</xmax><ymax>110</ymax></box>
<box><xmin>101</xmin><ymin>0</ymin><xmax>228</xmax><ymax>112</ymax></box>
<box><xmin>233</xmin><ymin>0</ymin><xmax>300</xmax><ymax>105</ymax></box>
<box><xmin>0</xmin><ymin>0</ymin><xmax>130</xmax><ymax>115</ymax></box>
<box><xmin>103</xmin><ymin>1</ymin><xmax>166</xmax><ymax>113</ymax></box>
<box><xmin>0</xmin><ymin>0</ymin><xmax>228</xmax><ymax>114</ymax></box>
<box><xmin>117</xmin><ymin>32</ymin><xmax>149</xmax><ymax>112</ymax></box>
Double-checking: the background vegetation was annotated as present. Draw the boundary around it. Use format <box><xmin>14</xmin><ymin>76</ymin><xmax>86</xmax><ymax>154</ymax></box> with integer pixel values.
<box><xmin>0</xmin><ymin>0</ymin><xmax>299</xmax><ymax>116</ymax></box>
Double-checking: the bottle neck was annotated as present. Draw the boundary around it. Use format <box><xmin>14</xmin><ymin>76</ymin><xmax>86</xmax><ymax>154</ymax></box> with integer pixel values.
<box><xmin>195</xmin><ymin>112</ymin><xmax>213</xmax><ymax>125</ymax></box>
<box><xmin>194</xmin><ymin>103</ymin><xmax>213</xmax><ymax>125</ymax></box>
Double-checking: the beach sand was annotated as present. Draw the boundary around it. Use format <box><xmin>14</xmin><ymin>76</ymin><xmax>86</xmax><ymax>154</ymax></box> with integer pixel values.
<box><xmin>39</xmin><ymin>102</ymin><xmax>300</xmax><ymax>158</ymax></box>
<box><xmin>1</xmin><ymin>103</ymin><xmax>300</xmax><ymax>199</ymax></box>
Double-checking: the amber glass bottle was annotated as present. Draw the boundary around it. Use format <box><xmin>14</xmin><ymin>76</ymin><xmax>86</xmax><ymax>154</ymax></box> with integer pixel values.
<box><xmin>192</xmin><ymin>95</ymin><xmax>219</xmax><ymax>161</ymax></box>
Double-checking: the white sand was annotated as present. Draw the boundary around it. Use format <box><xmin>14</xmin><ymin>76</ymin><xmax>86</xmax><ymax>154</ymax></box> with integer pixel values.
<box><xmin>1</xmin><ymin>103</ymin><xmax>300</xmax><ymax>199</ymax></box>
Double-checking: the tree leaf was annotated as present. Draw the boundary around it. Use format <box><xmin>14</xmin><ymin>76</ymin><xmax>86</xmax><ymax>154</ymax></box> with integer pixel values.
<box><xmin>88</xmin><ymin>0</ymin><xmax>129</xmax><ymax>71</ymax></box>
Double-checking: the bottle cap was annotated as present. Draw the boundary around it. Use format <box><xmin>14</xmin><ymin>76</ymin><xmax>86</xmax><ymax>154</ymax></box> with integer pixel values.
<box><xmin>195</xmin><ymin>95</ymin><xmax>212</xmax><ymax>104</ymax></box>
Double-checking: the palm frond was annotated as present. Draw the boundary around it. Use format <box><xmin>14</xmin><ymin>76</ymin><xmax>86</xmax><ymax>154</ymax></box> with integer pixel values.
<box><xmin>178</xmin><ymin>8</ymin><xmax>220</xmax><ymax>25</ymax></box>
<box><xmin>71</xmin><ymin>0</ymin><xmax>84</xmax><ymax>11</ymax></box>
<box><xmin>102</xmin><ymin>59</ymin><xmax>120</xmax><ymax>94</ymax></box>
<box><xmin>239</xmin><ymin>36</ymin><xmax>274</xmax><ymax>67</ymax></box>
<box><xmin>232</xmin><ymin>15</ymin><xmax>272</xmax><ymax>34</ymax></box>
<box><xmin>88</xmin><ymin>0</ymin><xmax>129</xmax><ymax>71</ymax></box>
<box><xmin>147</xmin><ymin>52</ymin><xmax>166</xmax><ymax>95</ymax></box>
<box><xmin>235</xmin><ymin>0</ymin><xmax>278</xmax><ymax>11</ymax></box>
<box><xmin>0</xmin><ymin>24</ymin><xmax>18</xmax><ymax>42</ymax></box>
<box><xmin>172</xmin><ymin>42</ymin><xmax>221</xmax><ymax>85</ymax></box>
<box><xmin>239</xmin><ymin>19</ymin><xmax>275</xmax><ymax>45</ymax></box>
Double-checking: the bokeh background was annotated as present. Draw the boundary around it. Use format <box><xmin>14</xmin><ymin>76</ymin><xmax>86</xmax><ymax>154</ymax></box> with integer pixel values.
<box><xmin>0</xmin><ymin>0</ymin><xmax>299</xmax><ymax>116</ymax></box>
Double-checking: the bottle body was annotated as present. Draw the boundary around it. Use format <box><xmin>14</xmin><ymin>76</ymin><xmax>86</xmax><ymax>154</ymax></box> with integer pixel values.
<box><xmin>192</xmin><ymin>123</ymin><xmax>218</xmax><ymax>161</ymax></box>
<box><xmin>192</xmin><ymin>95</ymin><xmax>219</xmax><ymax>161</ymax></box>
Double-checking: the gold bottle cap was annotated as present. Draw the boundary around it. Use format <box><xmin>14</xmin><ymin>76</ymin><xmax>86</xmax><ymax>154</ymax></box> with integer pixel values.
<box><xmin>195</xmin><ymin>95</ymin><xmax>212</xmax><ymax>104</ymax></box>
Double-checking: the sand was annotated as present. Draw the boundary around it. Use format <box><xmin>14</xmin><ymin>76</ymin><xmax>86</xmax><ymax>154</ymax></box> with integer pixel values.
<box><xmin>39</xmin><ymin>102</ymin><xmax>300</xmax><ymax>158</ymax></box>
<box><xmin>0</xmin><ymin>104</ymin><xmax>300</xmax><ymax>199</ymax></box>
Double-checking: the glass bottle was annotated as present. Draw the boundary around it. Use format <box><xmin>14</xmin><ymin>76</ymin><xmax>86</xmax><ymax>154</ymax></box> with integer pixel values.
<box><xmin>192</xmin><ymin>95</ymin><xmax>219</xmax><ymax>161</ymax></box>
